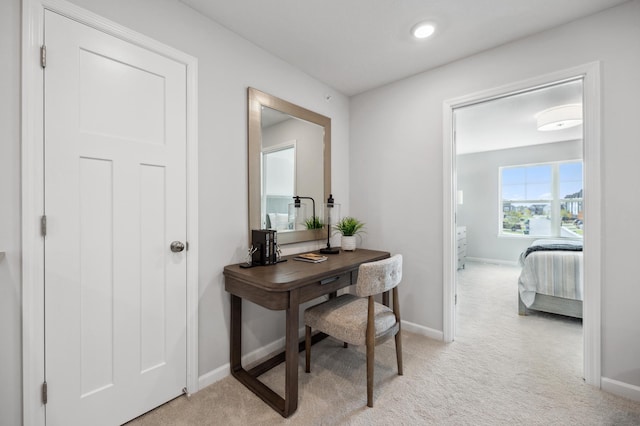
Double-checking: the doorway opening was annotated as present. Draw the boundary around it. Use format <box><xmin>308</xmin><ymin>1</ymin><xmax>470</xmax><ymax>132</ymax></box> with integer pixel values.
<box><xmin>442</xmin><ymin>64</ymin><xmax>602</xmax><ymax>387</ymax></box>
<box><xmin>454</xmin><ymin>79</ymin><xmax>584</xmax><ymax>379</ymax></box>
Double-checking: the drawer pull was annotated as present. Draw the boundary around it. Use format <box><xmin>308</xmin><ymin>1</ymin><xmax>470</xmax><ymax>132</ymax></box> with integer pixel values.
<box><xmin>320</xmin><ymin>276</ymin><xmax>340</xmax><ymax>285</ymax></box>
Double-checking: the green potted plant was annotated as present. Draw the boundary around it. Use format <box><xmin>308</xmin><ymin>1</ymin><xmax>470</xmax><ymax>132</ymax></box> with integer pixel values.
<box><xmin>333</xmin><ymin>216</ymin><xmax>365</xmax><ymax>251</ymax></box>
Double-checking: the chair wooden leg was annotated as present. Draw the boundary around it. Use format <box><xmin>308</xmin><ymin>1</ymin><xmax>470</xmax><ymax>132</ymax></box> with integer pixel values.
<box><xmin>366</xmin><ymin>341</ymin><xmax>374</xmax><ymax>407</ymax></box>
<box><xmin>343</xmin><ymin>342</ymin><xmax>348</xmax><ymax>348</ymax></box>
<box><xmin>305</xmin><ymin>326</ymin><xmax>311</xmax><ymax>373</ymax></box>
<box><xmin>366</xmin><ymin>296</ymin><xmax>375</xmax><ymax>407</ymax></box>
<box><xmin>393</xmin><ymin>286</ymin><xmax>403</xmax><ymax>375</ymax></box>
<box><xmin>395</xmin><ymin>329</ymin><xmax>403</xmax><ymax>376</ymax></box>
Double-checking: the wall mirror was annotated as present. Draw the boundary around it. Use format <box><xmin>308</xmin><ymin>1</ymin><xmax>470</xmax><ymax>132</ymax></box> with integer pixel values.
<box><xmin>248</xmin><ymin>87</ymin><xmax>331</xmax><ymax>245</ymax></box>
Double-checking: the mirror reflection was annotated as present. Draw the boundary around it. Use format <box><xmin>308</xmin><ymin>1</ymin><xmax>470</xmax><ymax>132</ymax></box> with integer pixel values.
<box><xmin>261</xmin><ymin>106</ymin><xmax>324</xmax><ymax>231</ymax></box>
<box><xmin>248</xmin><ymin>88</ymin><xmax>331</xmax><ymax>245</ymax></box>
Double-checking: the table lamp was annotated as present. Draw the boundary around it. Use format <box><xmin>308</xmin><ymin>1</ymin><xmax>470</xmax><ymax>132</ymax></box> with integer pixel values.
<box><xmin>320</xmin><ymin>194</ymin><xmax>340</xmax><ymax>254</ymax></box>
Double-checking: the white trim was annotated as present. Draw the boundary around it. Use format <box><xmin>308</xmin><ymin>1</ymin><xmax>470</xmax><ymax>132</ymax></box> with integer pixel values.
<box><xmin>199</xmin><ymin>333</ymin><xmax>297</xmax><ymax>390</ymax></box>
<box><xmin>442</xmin><ymin>62</ymin><xmax>602</xmax><ymax>385</ymax></box>
<box><xmin>198</xmin><ymin>364</ymin><xmax>230</xmax><ymax>391</ymax></box>
<box><xmin>401</xmin><ymin>320</ymin><xmax>444</xmax><ymax>341</ymax></box>
<box><xmin>185</xmin><ymin>36</ymin><xmax>200</xmax><ymax>398</ymax></box>
<box><xmin>21</xmin><ymin>1</ymin><xmax>199</xmax><ymax>423</ymax></box>
<box><xmin>442</xmin><ymin>101</ymin><xmax>456</xmax><ymax>343</ymax></box>
<box><xmin>581</xmin><ymin>62</ymin><xmax>602</xmax><ymax>388</ymax></box>
<box><xmin>601</xmin><ymin>378</ymin><xmax>640</xmax><ymax>402</ymax></box>
<box><xmin>22</xmin><ymin>1</ymin><xmax>47</xmax><ymax>424</ymax></box>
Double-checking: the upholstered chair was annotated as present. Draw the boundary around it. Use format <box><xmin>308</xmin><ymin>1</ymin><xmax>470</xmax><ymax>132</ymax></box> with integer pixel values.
<box><xmin>304</xmin><ymin>254</ymin><xmax>403</xmax><ymax>407</ymax></box>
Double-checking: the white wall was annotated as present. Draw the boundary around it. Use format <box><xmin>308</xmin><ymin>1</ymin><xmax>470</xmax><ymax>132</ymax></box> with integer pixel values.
<box><xmin>458</xmin><ymin>140</ymin><xmax>582</xmax><ymax>262</ymax></box>
<box><xmin>0</xmin><ymin>0</ymin><xmax>350</xmax><ymax>422</ymax></box>
<box><xmin>351</xmin><ymin>0</ymin><xmax>640</xmax><ymax>390</ymax></box>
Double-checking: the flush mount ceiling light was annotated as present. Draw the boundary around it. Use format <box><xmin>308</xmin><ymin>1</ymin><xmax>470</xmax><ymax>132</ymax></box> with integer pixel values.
<box><xmin>411</xmin><ymin>22</ymin><xmax>436</xmax><ymax>39</ymax></box>
<box><xmin>536</xmin><ymin>104</ymin><xmax>583</xmax><ymax>131</ymax></box>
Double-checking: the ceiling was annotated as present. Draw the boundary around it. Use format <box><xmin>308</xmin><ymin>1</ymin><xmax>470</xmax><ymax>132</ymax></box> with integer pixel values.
<box><xmin>180</xmin><ymin>0</ymin><xmax>628</xmax><ymax>96</ymax></box>
<box><xmin>455</xmin><ymin>79</ymin><xmax>583</xmax><ymax>154</ymax></box>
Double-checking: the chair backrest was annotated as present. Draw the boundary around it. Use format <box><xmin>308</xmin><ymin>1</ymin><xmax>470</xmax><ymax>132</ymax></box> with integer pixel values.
<box><xmin>355</xmin><ymin>254</ymin><xmax>403</xmax><ymax>297</ymax></box>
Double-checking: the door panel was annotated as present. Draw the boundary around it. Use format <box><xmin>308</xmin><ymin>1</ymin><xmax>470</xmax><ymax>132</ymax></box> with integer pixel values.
<box><xmin>44</xmin><ymin>10</ymin><xmax>187</xmax><ymax>425</ymax></box>
<box><xmin>79</xmin><ymin>157</ymin><xmax>115</xmax><ymax>397</ymax></box>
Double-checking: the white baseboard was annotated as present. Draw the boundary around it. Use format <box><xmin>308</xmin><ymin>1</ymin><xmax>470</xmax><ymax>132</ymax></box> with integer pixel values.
<box><xmin>198</xmin><ymin>363</ymin><xmax>229</xmax><ymax>390</ymax></box>
<box><xmin>401</xmin><ymin>319</ymin><xmax>444</xmax><ymax>341</ymax></box>
<box><xmin>602</xmin><ymin>377</ymin><xmax>640</xmax><ymax>402</ymax></box>
<box><xmin>466</xmin><ymin>257</ymin><xmax>519</xmax><ymax>267</ymax></box>
<box><xmin>198</xmin><ymin>335</ymin><xmax>289</xmax><ymax>390</ymax></box>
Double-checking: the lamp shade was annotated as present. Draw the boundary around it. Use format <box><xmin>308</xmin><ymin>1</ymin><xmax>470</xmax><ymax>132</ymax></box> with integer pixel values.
<box><xmin>536</xmin><ymin>104</ymin><xmax>582</xmax><ymax>131</ymax></box>
<box><xmin>322</xmin><ymin>201</ymin><xmax>341</xmax><ymax>227</ymax></box>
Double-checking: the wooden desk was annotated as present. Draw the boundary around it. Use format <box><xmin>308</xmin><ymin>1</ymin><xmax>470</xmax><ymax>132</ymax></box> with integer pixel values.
<box><xmin>223</xmin><ymin>248</ymin><xmax>390</xmax><ymax>418</ymax></box>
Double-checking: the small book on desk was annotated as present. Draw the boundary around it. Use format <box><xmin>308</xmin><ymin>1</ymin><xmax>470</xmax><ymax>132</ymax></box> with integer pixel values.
<box><xmin>293</xmin><ymin>253</ymin><xmax>328</xmax><ymax>263</ymax></box>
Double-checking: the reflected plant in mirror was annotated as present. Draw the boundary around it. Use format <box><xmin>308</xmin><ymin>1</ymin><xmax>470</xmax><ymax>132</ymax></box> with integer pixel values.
<box><xmin>304</xmin><ymin>216</ymin><xmax>324</xmax><ymax>230</ymax></box>
<box><xmin>248</xmin><ymin>88</ymin><xmax>331</xmax><ymax>245</ymax></box>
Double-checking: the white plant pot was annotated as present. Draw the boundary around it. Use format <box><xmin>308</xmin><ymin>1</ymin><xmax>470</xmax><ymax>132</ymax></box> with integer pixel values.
<box><xmin>341</xmin><ymin>235</ymin><xmax>357</xmax><ymax>251</ymax></box>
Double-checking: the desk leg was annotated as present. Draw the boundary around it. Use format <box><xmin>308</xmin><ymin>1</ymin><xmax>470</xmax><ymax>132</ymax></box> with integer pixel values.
<box><xmin>284</xmin><ymin>289</ymin><xmax>300</xmax><ymax>416</ymax></box>
<box><xmin>228</xmin><ymin>292</ymin><xmax>301</xmax><ymax>417</ymax></box>
<box><xmin>230</xmin><ymin>294</ymin><xmax>242</xmax><ymax>372</ymax></box>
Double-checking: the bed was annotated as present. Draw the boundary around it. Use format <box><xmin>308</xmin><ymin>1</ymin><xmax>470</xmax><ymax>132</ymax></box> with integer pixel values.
<box><xmin>518</xmin><ymin>239</ymin><xmax>583</xmax><ymax>318</ymax></box>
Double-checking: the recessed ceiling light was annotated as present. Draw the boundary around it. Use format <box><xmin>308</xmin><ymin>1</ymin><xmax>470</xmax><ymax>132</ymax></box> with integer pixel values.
<box><xmin>412</xmin><ymin>22</ymin><xmax>436</xmax><ymax>39</ymax></box>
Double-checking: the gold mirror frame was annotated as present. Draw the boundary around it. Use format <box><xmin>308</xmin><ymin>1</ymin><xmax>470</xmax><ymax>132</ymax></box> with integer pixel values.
<box><xmin>248</xmin><ymin>87</ymin><xmax>331</xmax><ymax>245</ymax></box>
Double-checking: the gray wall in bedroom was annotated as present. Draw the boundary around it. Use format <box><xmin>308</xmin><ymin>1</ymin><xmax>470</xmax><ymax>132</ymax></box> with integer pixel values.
<box><xmin>457</xmin><ymin>140</ymin><xmax>583</xmax><ymax>263</ymax></box>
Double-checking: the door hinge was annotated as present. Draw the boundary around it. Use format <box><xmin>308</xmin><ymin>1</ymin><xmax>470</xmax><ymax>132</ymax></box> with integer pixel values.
<box><xmin>41</xmin><ymin>215</ymin><xmax>47</xmax><ymax>237</ymax></box>
<box><xmin>455</xmin><ymin>294</ymin><xmax>458</xmax><ymax>305</ymax></box>
<box><xmin>42</xmin><ymin>381</ymin><xmax>48</xmax><ymax>405</ymax></box>
<box><xmin>40</xmin><ymin>45</ymin><xmax>47</xmax><ymax>68</ymax></box>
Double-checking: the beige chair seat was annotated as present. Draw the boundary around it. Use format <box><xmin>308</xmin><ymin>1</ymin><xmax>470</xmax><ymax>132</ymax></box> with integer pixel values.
<box><xmin>305</xmin><ymin>294</ymin><xmax>396</xmax><ymax>346</ymax></box>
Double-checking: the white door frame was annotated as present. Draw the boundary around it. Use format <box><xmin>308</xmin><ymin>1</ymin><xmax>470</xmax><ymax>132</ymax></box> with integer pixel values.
<box><xmin>442</xmin><ymin>62</ymin><xmax>602</xmax><ymax>387</ymax></box>
<box><xmin>21</xmin><ymin>1</ymin><xmax>199</xmax><ymax>424</ymax></box>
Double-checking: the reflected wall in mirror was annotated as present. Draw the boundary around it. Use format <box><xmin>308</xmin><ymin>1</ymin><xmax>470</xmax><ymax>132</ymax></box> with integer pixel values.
<box><xmin>248</xmin><ymin>88</ymin><xmax>331</xmax><ymax>245</ymax></box>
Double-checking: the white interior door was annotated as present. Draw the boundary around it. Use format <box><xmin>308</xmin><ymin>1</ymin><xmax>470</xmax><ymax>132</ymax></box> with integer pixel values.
<box><xmin>44</xmin><ymin>10</ymin><xmax>187</xmax><ymax>425</ymax></box>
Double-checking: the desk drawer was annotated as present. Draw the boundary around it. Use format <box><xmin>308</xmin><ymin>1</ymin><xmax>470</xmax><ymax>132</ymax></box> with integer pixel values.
<box><xmin>299</xmin><ymin>272</ymin><xmax>352</xmax><ymax>303</ymax></box>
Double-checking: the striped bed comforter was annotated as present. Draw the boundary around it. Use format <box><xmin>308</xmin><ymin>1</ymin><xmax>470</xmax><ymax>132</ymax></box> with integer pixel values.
<box><xmin>517</xmin><ymin>239</ymin><xmax>583</xmax><ymax>308</ymax></box>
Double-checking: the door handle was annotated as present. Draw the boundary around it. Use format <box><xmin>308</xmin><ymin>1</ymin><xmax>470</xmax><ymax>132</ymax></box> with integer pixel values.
<box><xmin>170</xmin><ymin>241</ymin><xmax>185</xmax><ymax>253</ymax></box>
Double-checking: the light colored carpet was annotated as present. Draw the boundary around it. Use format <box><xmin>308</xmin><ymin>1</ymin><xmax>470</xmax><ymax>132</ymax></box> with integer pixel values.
<box><xmin>127</xmin><ymin>261</ymin><xmax>640</xmax><ymax>425</ymax></box>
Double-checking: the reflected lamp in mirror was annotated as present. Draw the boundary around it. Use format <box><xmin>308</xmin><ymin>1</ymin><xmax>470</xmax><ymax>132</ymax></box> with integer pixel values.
<box><xmin>289</xmin><ymin>196</ymin><xmax>321</xmax><ymax>231</ymax></box>
<box><xmin>287</xmin><ymin>202</ymin><xmax>306</xmax><ymax>230</ymax></box>
<box><xmin>320</xmin><ymin>194</ymin><xmax>341</xmax><ymax>255</ymax></box>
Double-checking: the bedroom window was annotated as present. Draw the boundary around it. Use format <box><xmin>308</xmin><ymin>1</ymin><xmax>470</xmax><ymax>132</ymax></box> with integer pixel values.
<box><xmin>500</xmin><ymin>160</ymin><xmax>583</xmax><ymax>238</ymax></box>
